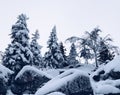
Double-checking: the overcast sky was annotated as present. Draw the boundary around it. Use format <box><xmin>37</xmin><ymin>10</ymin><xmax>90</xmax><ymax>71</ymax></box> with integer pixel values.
<box><xmin>0</xmin><ymin>0</ymin><xmax>120</xmax><ymax>54</ymax></box>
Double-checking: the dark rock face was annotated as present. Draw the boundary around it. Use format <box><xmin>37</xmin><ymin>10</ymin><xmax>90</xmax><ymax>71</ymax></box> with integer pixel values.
<box><xmin>58</xmin><ymin>75</ymin><xmax>93</xmax><ymax>95</ymax></box>
<box><xmin>109</xmin><ymin>70</ymin><xmax>120</xmax><ymax>79</ymax></box>
<box><xmin>0</xmin><ymin>78</ymin><xmax>7</xmax><ymax>95</ymax></box>
<box><xmin>11</xmin><ymin>69</ymin><xmax>51</xmax><ymax>95</ymax></box>
<box><xmin>93</xmin><ymin>75</ymin><xmax>100</xmax><ymax>82</ymax></box>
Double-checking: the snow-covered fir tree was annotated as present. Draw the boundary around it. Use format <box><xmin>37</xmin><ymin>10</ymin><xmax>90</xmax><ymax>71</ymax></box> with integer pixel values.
<box><xmin>67</xmin><ymin>43</ymin><xmax>79</xmax><ymax>66</ymax></box>
<box><xmin>44</xmin><ymin>26</ymin><xmax>64</xmax><ymax>68</ymax></box>
<box><xmin>2</xmin><ymin>14</ymin><xmax>33</xmax><ymax>75</ymax></box>
<box><xmin>30</xmin><ymin>30</ymin><xmax>44</xmax><ymax>68</ymax></box>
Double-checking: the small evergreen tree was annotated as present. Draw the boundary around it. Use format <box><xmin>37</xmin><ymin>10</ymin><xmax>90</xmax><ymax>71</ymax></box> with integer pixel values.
<box><xmin>2</xmin><ymin>14</ymin><xmax>33</xmax><ymax>75</ymax></box>
<box><xmin>59</xmin><ymin>42</ymin><xmax>68</xmax><ymax>66</ymax></box>
<box><xmin>44</xmin><ymin>26</ymin><xmax>64</xmax><ymax>68</ymax></box>
<box><xmin>30</xmin><ymin>30</ymin><xmax>43</xmax><ymax>68</ymax></box>
<box><xmin>98</xmin><ymin>46</ymin><xmax>114</xmax><ymax>64</ymax></box>
<box><xmin>59</xmin><ymin>42</ymin><xmax>66</xmax><ymax>60</ymax></box>
<box><xmin>67</xmin><ymin>43</ymin><xmax>79</xmax><ymax>66</ymax></box>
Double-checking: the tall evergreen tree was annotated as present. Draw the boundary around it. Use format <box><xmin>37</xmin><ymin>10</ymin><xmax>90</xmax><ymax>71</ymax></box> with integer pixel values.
<box><xmin>2</xmin><ymin>14</ymin><xmax>33</xmax><ymax>75</ymax></box>
<box><xmin>30</xmin><ymin>30</ymin><xmax>43</xmax><ymax>68</ymax></box>
<box><xmin>44</xmin><ymin>26</ymin><xmax>64</xmax><ymax>68</ymax></box>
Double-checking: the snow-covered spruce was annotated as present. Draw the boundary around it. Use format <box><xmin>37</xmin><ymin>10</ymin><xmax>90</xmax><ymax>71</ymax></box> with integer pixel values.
<box><xmin>44</xmin><ymin>26</ymin><xmax>65</xmax><ymax>68</ymax></box>
<box><xmin>2</xmin><ymin>14</ymin><xmax>33</xmax><ymax>75</ymax></box>
<box><xmin>11</xmin><ymin>65</ymin><xmax>52</xmax><ymax>94</ymax></box>
<box><xmin>91</xmin><ymin>55</ymin><xmax>120</xmax><ymax>95</ymax></box>
<box><xmin>0</xmin><ymin>64</ymin><xmax>13</xmax><ymax>95</ymax></box>
<box><xmin>35</xmin><ymin>69</ymin><xmax>93</xmax><ymax>95</ymax></box>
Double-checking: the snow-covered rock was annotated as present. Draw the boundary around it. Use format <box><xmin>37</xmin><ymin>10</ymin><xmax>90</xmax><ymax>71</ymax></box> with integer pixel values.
<box><xmin>11</xmin><ymin>65</ymin><xmax>52</xmax><ymax>94</ymax></box>
<box><xmin>0</xmin><ymin>64</ymin><xmax>13</xmax><ymax>95</ymax></box>
<box><xmin>91</xmin><ymin>56</ymin><xmax>120</xmax><ymax>95</ymax></box>
<box><xmin>35</xmin><ymin>69</ymin><xmax>93</xmax><ymax>95</ymax></box>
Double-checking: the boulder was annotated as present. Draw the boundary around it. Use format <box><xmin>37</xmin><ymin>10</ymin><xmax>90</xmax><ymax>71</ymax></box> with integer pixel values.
<box><xmin>11</xmin><ymin>65</ymin><xmax>52</xmax><ymax>94</ymax></box>
<box><xmin>35</xmin><ymin>69</ymin><xmax>93</xmax><ymax>95</ymax></box>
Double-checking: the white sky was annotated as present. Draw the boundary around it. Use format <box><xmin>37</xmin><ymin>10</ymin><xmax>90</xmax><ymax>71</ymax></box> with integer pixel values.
<box><xmin>0</xmin><ymin>0</ymin><xmax>120</xmax><ymax>55</ymax></box>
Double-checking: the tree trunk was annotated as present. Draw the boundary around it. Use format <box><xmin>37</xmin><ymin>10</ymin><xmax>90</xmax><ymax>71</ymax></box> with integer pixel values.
<box><xmin>85</xmin><ymin>58</ymin><xmax>88</xmax><ymax>64</ymax></box>
<box><xmin>94</xmin><ymin>51</ymin><xmax>98</xmax><ymax>68</ymax></box>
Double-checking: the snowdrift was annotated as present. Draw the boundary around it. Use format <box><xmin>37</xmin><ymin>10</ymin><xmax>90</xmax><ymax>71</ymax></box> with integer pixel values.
<box><xmin>91</xmin><ymin>56</ymin><xmax>120</xmax><ymax>95</ymax></box>
<box><xmin>35</xmin><ymin>69</ymin><xmax>93</xmax><ymax>95</ymax></box>
<box><xmin>11</xmin><ymin>65</ymin><xmax>52</xmax><ymax>94</ymax></box>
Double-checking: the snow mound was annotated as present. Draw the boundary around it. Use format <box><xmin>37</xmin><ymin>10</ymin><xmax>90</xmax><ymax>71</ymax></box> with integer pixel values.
<box><xmin>46</xmin><ymin>92</ymin><xmax>65</xmax><ymax>95</ymax></box>
<box><xmin>35</xmin><ymin>69</ymin><xmax>93</xmax><ymax>95</ymax></box>
<box><xmin>91</xmin><ymin>55</ymin><xmax>120</xmax><ymax>95</ymax></box>
<box><xmin>103</xmin><ymin>55</ymin><xmax>120</xmax><ymax>73</ymax></box>
<box><xmin>0</xmin><ymin>64</ymin><xmax>13</xmax><ymax>82</ymax></box>
<box><xmin>95</xmin><ymin>81</ymin><xmax>120</xmax><ymax>94</ymax></box>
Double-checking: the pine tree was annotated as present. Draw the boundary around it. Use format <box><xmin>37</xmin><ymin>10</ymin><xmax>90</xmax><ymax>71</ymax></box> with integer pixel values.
<box><xmin>67</xmin><ymin>43</ymin><xmax>79</xmax><ymax>66</ymax></box>
<box><xmin>44</xmin><ymin>26</ymin><xmax>64</xmax><ymax>68</ymax></box>
<box><xmin>30</xmin><ymin>30</ymin><xmax>43</xmax><ymax>68</ymax></box>
<box><xmin>2</xmin><ymin>14</ymin><xmax>33</xmax><ymax>75</ymax></box>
